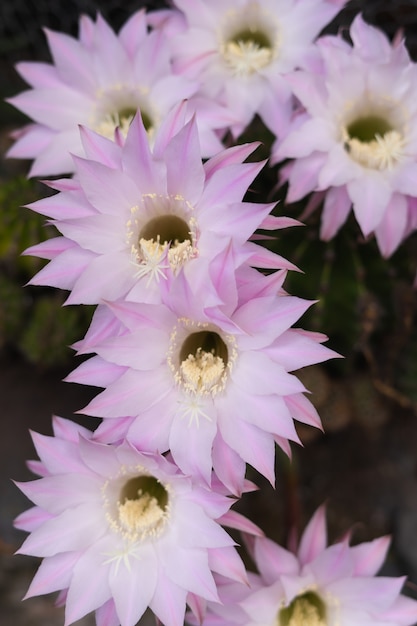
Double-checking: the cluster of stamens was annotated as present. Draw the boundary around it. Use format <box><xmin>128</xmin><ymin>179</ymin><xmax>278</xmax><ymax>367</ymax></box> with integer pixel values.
<box><xmin>220</xmin><ymin>5</ymin><xmax>278</xmax><ymax>76</ymax></box>
<box><xmin>167</xmin><ymin>321</ymin><xmax>237</xmax><ymax>400</ymax></box>
<box><xmin>279</xmin><ymin>591</ymin><xmax>327</xmax><ymax>626</ymax></box>
<box><xmin>103</xmin><ymin>471</ymin><xmax>170</xmax><ymax>544</ymax></box>
<box><xmin>126</xmin><ymin>197</ymin><xmax>198</xmax><ymax>285</ymax></box>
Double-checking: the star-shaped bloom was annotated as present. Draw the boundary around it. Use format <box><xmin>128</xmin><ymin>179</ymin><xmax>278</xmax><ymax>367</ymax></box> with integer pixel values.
<box><xmin>67</xmin><ymin>279</ymin><xmax>337</xmax><ymax>493</ymax></box>
<box><xmin>198</xmin><ymin>506</ymin><xmax>417</xmax><ymax>626</ymax></box>
<box><xmin>24</xmin><ymin>107</ymin><xmax>290</xmax><ymax>308</ymax></box>
<box><xmin>169</xmin><ymin>0</ymin><xmax>346</xmax><ymax>136</ymax></box>
<box><xmin>273</xmin><ymin>15</ymin><xmax>417</xmax><ymax>257</ymax></box>
<box><xmin>15</xmin><ymin>417</ymin><xmax>249</xmax><ymax>626</ymax></box>
<box><xmin>7</xmin><ymin>10</ymin><xmax>235</xmax><ymax>177</ymax></box>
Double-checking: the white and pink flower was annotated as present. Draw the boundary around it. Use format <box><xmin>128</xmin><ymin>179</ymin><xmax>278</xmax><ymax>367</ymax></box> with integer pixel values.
<box><xmin>15</xmin><ymin>417</ymin><xmax>249</xmax><ymax>626</ymax></box>
<box><xmin>273</xmin><ymin>15</ymin><xmax>417</xmax><ymax>257</ymax></box>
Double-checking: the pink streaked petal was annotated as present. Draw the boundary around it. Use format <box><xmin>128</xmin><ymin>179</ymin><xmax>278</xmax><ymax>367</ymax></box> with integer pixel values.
<box><xmin>15</xmin><ymin>60</ymin><xmax>61</xmax><ymax>88</ymax></box>
<box><xmin>241</xmin><ymin>581</ymin><xmax>283</xmax><ymax>623</ymax></box>
<box><xmin>93</xmin><ymin>417</ymin><xmax>134</xmax><ymax>445</ymax></box>
<box><xmin>91</xmin><ymin>15</ymin><xmax>132</xmax><ymax>86</ymax></box>
<box><xmin>255</xmin><ymin>537</ymin><xmax>299</xmax><ymax>584</ymax></box>
<box><xmin>6</xmin><ymin>124</ymin><xmax>53</xmax><ymax>160</ymax></box>
<box><xmin>79</xmin><ymin>125</ymin><xmax>122</xmax><ymax>168</ymax></box>
<box><xmin>233</xmin><ymin>296</ymin><xmax>313</xmax><ymax>350</ymax></box>
<box><xmin>26</xmin><ymin>190</ymin><xmax>94</xmax><ymax>220</ymax></box>
<box><xmin>187</xmin><ymin>592</ymin><xmax>207</xmax><ymax>625</ymax></box>
<box><xmin>78</xmin><ymin>437</ymin><xmax>124</xmax><ymax>477</ymax></box>
<box><xmin>123</xmin><ymin>396</ymin><xmax>173</xmax><ymax>452</ymax></box>
<box><xmin>200</xmin><ymin>161</ymin><xmax>266</xmax><ymax>208</ymax></box>
<box><xmin>24</xmin><ymin>237</ymin><xmax>75</xmax><ymax>261</ymax></box>
<box><xmin>208</xmin><ymin>546</ymin><xmax>248</xmax><ymax>584</ymax></box>
<box><xmin>232</xmin><ymin>351</ymin><xmax>306</xmax><ymax>396</ymax></box>
<box><xmin>121</xmin><ymin>113</ymin><xmax>167</xmax><ymax>195</ymax></box>
<box><xmin>222</xmin><ymin>387</ymin><xmax>300</xmax><ymax>443</ymax></box>
<box><xmin>204</xmin><ymin>142</ymin><xmax>260</xmax><ymax>180</ymax></box>
<box><xmin>318</xmin><ymin>144</ymin><xmax>359</xmax><ymax>189</ymax></box>
<box><xmin>219</xmin><ymin>415</ymin><xmax>276</xmax><ymax>485</ymax></box>
<box><xmin>52</xmin><ymin>415</ymin><xmax>92</xmax><ymax>441</ymax></box>
<box><xmin>65</xmin><ymin>252</ymin><xmax>135</xmax><ymax>304</ymax></box>
<box><xmin>162</xmin><ymin>546</ymin><xmax>219</xmax><ymax>602</ymax></box>
<box><xmin>74</xmin><ymin>157</ymin><xmax>140</xmax><ymax>215</ymax></box>
<box><xmin>348</xmin><ymin>174</ymin><xmax>391</xmax><ymax>235</ymax></box>
<box><xmin>285</xmin><ymin>153</ymin><xmax>327</xmax><ymax>203</ymax></box>
<box><xmin>108</xmin><ymin>544</ymin><xmax>157</xmax><ymax>626</ymax></box>
<box><xmin>164</xmin><ymin>118</ymin><xmax>205</xmax><ymax>205</ymax></box>
<box><xmin>350</xmin><ymin>14</ymin><xmax>393</xmax><ymax>62</ymax></box>
<box><xmin>8</xmin><ymin>87</ymin><xmax>91</xmax><ymax>128</ymax></box>
<box><xmin>285</xmin><ymin>393</ymin><xmax>323</xmax><ymax>429</ymax></box>
<box><xmin>95</xmin><ymin>599</ymin><xmax>119</xmax><ymax>626</ymax></box>
<box><xmin>392</xmin><ymin>161</ymin><xmax>417</xmax><ymax>196</ymax></box>
<box><xmin>65</xmin><ymin>355</ymin><xmax>125</xmax><ymax>387</ymax></box>
<box><xmin>243</xmin><ymin>242</ymin><xmax>299</xmax><ymax>272</ymax></box>
<box><xmin>119</xmin><ymin>9</ymin><xmax>147</xmax><ymax>58</ymax></box>
<box><xmin>96</xmin><ymin>329</ymin><xmax>167</xmax><ymax>370</ymax></box>
<box><xmin>382</xmin><ymin>593</ymin><xmax>417</xmax><ymax>624</ymax></box>
<box><xmin>149</xmin><ymin>568</ymin><xmax>187</xmax><ymax>626</ymax></box>
<box><xmin>153</xmin><ymin>100</ymin><xmax>189</xmax><ymax>157</ymax></box>
<box><xmin>266</xmin><ymin>329</ymin><xmax>338</xmax><ymax>371</ymax></box>
<box><xmin>17</xmin><ymin>503</ymin><xmax>104</xmax><ymax>557</ymax></box>
<box><xmin>30</xmin><ymin>431</ymin><xmax>87</xmax><ymax>475</ymax></box>
<box><xmin>174</xmin><ymin>500</ymin><xmax>233</xmax><ymax>550</ymax></box>
<box><xmin>58</xmin><ymin>214</ymin><xmax>127</xmax><ymax>253</ymax></box>
<box><xmin>65</xmin><ymin>542</ymin><xmax>112</xmax><ymax>625</ymax></box>
<box><xmin>82</xmin><ymin>367</ymin><xmax>172</xmax><ymax>418</ymax></box>
<box><xmin>212</xmin><ymin>433</ymin><xmax>246</xmax><ymax>496</ymax></box>
<box><xmin>29</xmin><ymin>129</ymin><xmax>82</xmax><ymax>177</ymax></box>
<box><xmin>218</xmin><ymin>510</ymin><xmax>263</xmax><ymax>538</ymax></box>
<box><xmin>375</xmin><ymin>192</ymin><xmax>408</xmax><ymax>258</ymax></box>
<box><xmin>44</xmin><ymin>28</ymin><xmax>95</xmax><ymax>93</ymax></box>
<box><xmin>329</xmin><ymin>575</ymin><xmax>406</xmax><ymax>613</ymax></box>
<box><xmin>16</xmin><ymin>474</ymin><xmax>100</xmax><ymax>514</ymax></box>
<box><xmin>28</xmin><ymin>247</ymin><xmax>93</xmax><ymax>291</ymax></box>
<box><xmin>320</xmin><ymin>185</ymin><xmax>352</xmax><ymax>240</ymax></box>
<box><xmin>298</xmin><ymin>505</ymin><xmax>327</xmax><ymax>566</ymax></box>
<box><xmin>14</xmin><ymin>506</ymin><xmax>54</xmax><ymax>532</ymax></box>
<box><xmin>350</xmin><ymin>536</ymin><xmax>390</xmax><ymax>577</ymax></box>
<box><xmin>307</xmin><ymin>541</ymin><xmax>352</xmax><ymax>585</ymax></box>
<box><xmin>25</xmin><ymin>552</ymin><xmax>80</xmax><ymax>598</ymax></box>
<box><xmin>169</xmin><ymin>405</ymin><xmax>217</xmax><ymax>484</ymax></box>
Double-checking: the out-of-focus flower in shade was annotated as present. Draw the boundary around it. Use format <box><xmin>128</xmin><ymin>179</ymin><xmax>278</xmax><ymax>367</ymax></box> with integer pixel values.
<box><xmin>170</xmin><ymin>0</ymin><xmax>346</xmax><ymax>137</ymax></box>
<box><xmin>273</xmin><ymin>15</ymin><xmax>417</xmax><ymax>257</ymax></box>
<box><xmin>7</xmin><ymin>10</ymin><xmax>234</xmax><ymax>177</ymax></box>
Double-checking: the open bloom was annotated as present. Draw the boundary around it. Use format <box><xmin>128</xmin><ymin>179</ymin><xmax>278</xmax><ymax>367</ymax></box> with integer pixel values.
<box><xmin>170</xmin><ymin>0</ymin><xmax>346</xmax><ymax>136</ymax></box>
<box><xmin>67</xmin><ymin>280</ymin><xmax>337</xmax><ymax>493</ymax></box>
<box><xmin>24</xmin><ymin>107</ymin><xmax>289</xmax><ymax>307</ymax></box>
<box><xmin>200</xmin><ymin>506</ymin><xmax>417</xmax><ymax>626</ymax></box>
<box><xmin>7</xmin><ymin>10</ymin><xmax>234</xmax><ymax>177</ymax></box>
<box><xmin>273</xmin><ymin>15</ymin><xmax>417</xmax><ymax>257</ymax></box>
<box><xmin>15</xmin><ymin>417</ymin><xmax>249</xmax><ymax>626</ymax></box>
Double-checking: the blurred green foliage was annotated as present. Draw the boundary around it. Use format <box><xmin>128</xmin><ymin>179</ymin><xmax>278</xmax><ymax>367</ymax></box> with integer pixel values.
<box><xmin>0</xmin><ymin>175</ymin><xmax>92</xmax><ymax>368</ymax></box>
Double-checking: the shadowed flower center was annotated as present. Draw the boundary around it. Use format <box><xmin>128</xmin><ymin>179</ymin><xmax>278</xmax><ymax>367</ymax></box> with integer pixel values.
<box><xmin>279</xmin><ymin>591</ymin><xmax>327</xmax><ymax>626</ymax></box>
<box><xmin>126</xmin><ymin>195</ymin><xmax>198</xmax><ymax>285</ymax></box>
<box><xmin>220</xmin><ymin>3</ymin><xmax>279</xmax><ymax>76</ymax></box>
<box><xmin>342</xmin><ymin>113</ymin><xmax>404</xmax><ymax>170</ymax></box>
<box><xmin>96</xmin><ymin>107</ymin><xmax>153</xmax><ymax>140</ymax></box>
<box><xmin>168</xmin><ymin>321</ymin><xmax>237</xmax><ymax>401</ymax></box>
<box><xmin>92</xmin><ymin>86</ymin><xmax>156</xmax><ymax>140</ymax></box>
<box><xmin>106</xmin><ymin>474</ymin><xmax>169</xmax><ymax>543</ymax></box>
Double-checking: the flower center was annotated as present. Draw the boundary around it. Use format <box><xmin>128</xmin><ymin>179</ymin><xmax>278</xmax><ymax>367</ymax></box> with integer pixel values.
<box><xmin>110</xmin><ymin>475</ymin><xmax>169</xmax><ymax>542</ymax></box>
<box><xmin>126</xmin><ymin>195</ymin><xmax>198</xmax><ymax>285</ymax></box>
<box><xmin>220</xmin><ymin>3</ymin><xmax>278</xmax><ymax>76</ymax></box>
<box><xmin>279</xmin><ymin>591</ymin><xmax>327</xmax><ymax>626</ymax></box>
<box><xmin>168</xmin><ymin>321</ymin><xmax>237</xmax><ymax>398</ymax></box>
<box><xmin>92</xmin><ymin>86</ymin><xmax>156</xmax><ymax>141</ymax></box>
<box><xmin>342</xmin><ymin>114</ymin><xmax>404</xmax><ymax>170</ymax></box>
